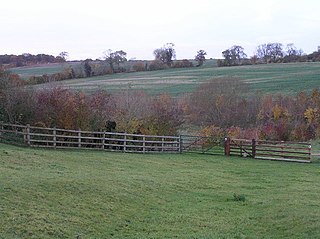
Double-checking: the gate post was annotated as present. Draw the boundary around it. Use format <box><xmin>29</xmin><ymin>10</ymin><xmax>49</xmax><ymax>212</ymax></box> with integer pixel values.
<box><xmin>252</xmin><ymin>139</ymin><xmax>256</xmax><ymax>158</ymax></box>
<box><xmin>224</xmin><ymin>137</ymin><xmax>230</xmax><ymax>156</ymax></box>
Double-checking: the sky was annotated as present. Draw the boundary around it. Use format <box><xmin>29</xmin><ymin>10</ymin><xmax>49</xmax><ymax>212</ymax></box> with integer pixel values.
<box><xmin>1</xmin><ymin>0</ymin><xmax>320</xmax><ymax>60</ymax></box>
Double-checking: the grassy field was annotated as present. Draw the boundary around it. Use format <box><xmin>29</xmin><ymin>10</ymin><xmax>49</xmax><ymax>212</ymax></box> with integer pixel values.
<box><xmin>37</xmin><ymin>62</ymin><xmax>320</xmax><ymax>96</ymax></box>
<box><xmin>1</xmin><ymin>143</ymin><xmax>320</xmax><ymax>238</ymax></box>
<box><xmin>10</xmin><ymin>61</ymin><xmax>320</xmax><ymax>96</ymax></box>
<box><xmin>10</xmin><ymin>63</ymin><xmax>73</xmax><ymax>79</ymax></box>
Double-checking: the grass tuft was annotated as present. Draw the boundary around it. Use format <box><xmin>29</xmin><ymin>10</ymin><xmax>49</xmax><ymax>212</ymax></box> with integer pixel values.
<box><xmin>233</xmin><ymin>193</ymin><xmax>246</xmax><ymax>202</ymax></box>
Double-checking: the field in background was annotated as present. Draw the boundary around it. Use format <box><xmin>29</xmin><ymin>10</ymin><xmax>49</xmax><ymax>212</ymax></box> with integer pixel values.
<box><xmin>10</xmin><ymin>63</ymin><xmax>69</xmax><ymax>79</ymax></box>
<box><xmin>1</xmin><ymin>143</ymin><xmax>320</xmax><ymax>238</ymax></box>
<box><xmin>10</xmin><ymin>61</ymin><xmax>320</xmax><ymax>96</ymax></box>
<box><xmin>49</xmin><ymin>62</ymin><xmax>320</xmax><ymax>95</ymax></box>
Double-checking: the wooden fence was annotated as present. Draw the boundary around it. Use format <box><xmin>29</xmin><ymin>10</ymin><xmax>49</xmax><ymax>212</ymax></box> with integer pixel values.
<box><xmin>224</xmin><ymin>137</ymin><xmax>312</xmax><ymax>163</ymax></box>
<box><xmin>0</xmin><ymin>123</ymin><xmax>180</xmax><ymax>153</ymax></box>
<box><xmin>0</xmin><ymin>123</ymin><xmax>313</xmax><ymax>162</ymax></box>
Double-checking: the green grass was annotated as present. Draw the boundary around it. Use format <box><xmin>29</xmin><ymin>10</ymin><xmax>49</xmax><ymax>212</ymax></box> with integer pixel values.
<box><xmin>11</xmin><ymin>61</ymin><xmax>320</xmax><ymax>96</ymax></box>
<box><xmin>42</xmin><ymin>62</ymin><xmax>320</xmax><ymax>96</ymax></box>
<box><xmin>9</xmin><ymin>63</ymin><xmax>72</xmax><ymax>79</ymax></box>
<box><xmin>1</xmin><ymin>143</ymin><xmax>320</xmax><ymax>238</ymax></box>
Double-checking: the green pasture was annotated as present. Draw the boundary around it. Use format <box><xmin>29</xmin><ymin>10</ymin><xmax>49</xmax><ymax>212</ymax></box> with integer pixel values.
<box><xmin>1</xmin><ymin>143</ymin><xmax>320</xmax><ymax>238</ymax></box>
<box><xmin>10</xmin><ymin>63</ymin><xmax>71</xmax><ymax>79</ymax></box>
<box><xmin>10</xmin><ymin>61</ymin><xmax>320</xmax><ymax>96</ymax></box>
<box><xmin>41</xmin><ymin>62</ymin><xmax>320</xmax><ymax>96</ymax></box>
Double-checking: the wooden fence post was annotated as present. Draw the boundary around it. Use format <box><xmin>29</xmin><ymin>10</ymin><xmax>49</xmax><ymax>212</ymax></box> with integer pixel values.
<box><xmin>0</xmin><ymin>122</ymin><xmax>3</xmax><ymax>137</ymax></box>
<box><xmin>26</xmin><ymin>124</ymin><xmax>31</xmax><ymax>146</ymax></box>
<box><xmin>224</xmin><ymin>137</ymin><xmax>230</xmax><ymax>156</ymax></box>
<box><xmin>308</xmin><ymin>144</ymin><xmax>312</xmax><ymax>161</ymax></box>
<box><xmin>102</xmin><ymin>131</ymin><xmax>105</xmax><ymax>150</ymax></box>
<box><xmin>53</xmin><ymin>127</ymin><xmax>56</xmax><ymax>149</ymax></box>
<box><xmin>252</xmin><ymin>139</ymin><xmax>256</xmax><ymax>158</ymax></box>
<box><xmin>123</xmin><ymin>134</ymin><xmax>127</xmax><ymax>152</ymax></box>
<box><xmin>179</xmin><ymin>135</ymin><xmax>183</xmax><ymax>153</ymax></box>
<box><xmin>78</xmin><ymin>129</ymin><xmax>81</xmax><ymax>148</ymax></box>
<box><xmin>143</xmin><ymin>136</ymin><xmax>146</xmax><ymax>153</ymax></box>
<box><xmin>162</xmin><ymin>137</ymin><xmax>164</xmax><ymax>152</ymax></box>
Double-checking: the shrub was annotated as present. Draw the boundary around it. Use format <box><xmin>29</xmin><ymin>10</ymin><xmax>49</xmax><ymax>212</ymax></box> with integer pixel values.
<box><xmin>148</xmin><ymin>60</ymin><xmax>168</xmax><ymax>71</ymax></box>
<box><xmin>199</xmin><ymin>125</ymin><xmax>225</xmax><ymax>147</ymax></box>
<box><xmin>227</xmin><ymin>126</ymin><xmax>241</xmax><ymax>138</ymax></box>
<box><xmin>172</xmin><ymin>59</ymin><xmax>193</xmax><ymax>68</ymax></box>
<box><xmin>132</xmin><ymin>62</ymin><xmax>146</xmax><ymax>72</ymax></box>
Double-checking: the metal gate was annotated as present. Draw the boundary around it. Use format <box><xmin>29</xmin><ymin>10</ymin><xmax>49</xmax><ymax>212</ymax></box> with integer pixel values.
<box><xmin>180</xmin><ymin>135</ymin><xmax>225</xmax><ymax>155</ymax></box>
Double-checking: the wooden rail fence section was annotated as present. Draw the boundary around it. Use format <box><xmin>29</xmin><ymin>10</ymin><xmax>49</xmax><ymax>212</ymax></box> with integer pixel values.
<box><xmin>224</xmin><ymin>137</ymin><xmax>312</xmax><ymax>163</ymax></box>
<box><xmin>0</xmin><ymin>123</ymin><xmax>313</xmax><ymax>162</ymax></box>
<box><xmin>0</xmin><ymin>123</ymin><xmax>180</xmax><ymax>153</ymax></box>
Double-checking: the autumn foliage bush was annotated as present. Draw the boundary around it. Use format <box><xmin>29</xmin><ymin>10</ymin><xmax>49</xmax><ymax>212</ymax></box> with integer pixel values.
<box><xmin>1</xmin><ymin>69</ymin><xmax>320</xmax><ymax>140</ymax></box>
<box><xmin>187</xmin><ymin>78</ymin><xmax>320</xmax><ymax>141</ymax></box>
<box><xmin>0</xmin><ymin>72</ymin><xmax>183</xmax><ymax>135</ymax></box>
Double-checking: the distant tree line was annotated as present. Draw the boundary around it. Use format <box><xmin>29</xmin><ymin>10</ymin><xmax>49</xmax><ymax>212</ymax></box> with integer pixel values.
<box><xmin>1</xmin><ymin>68</ymin><xmax>320</xmax><ymax>141</ymax></box>
<box><xmin>2</xmin><ymin>43</ymin><xmax>320</xmax><ymax>71</ymax></box>
<box><xmin>0</xmin><ymin>53</ymin><xmax>67</xmax><ymax>67</ymax></box>
<box><xmin>0</xmin><ymin>44</ymin><xmax>207</xmax><ymax>85</ymax></box>
<box><xmin>11</xmin><ymin>46</ymin><xmax>205</xmax><ymax>86</ymax></box>
<box><xmin>3</xmin><ymin>42</ymin><xmax>320</xmax><ymax>86</ymax></box>
<box><xmin>218</xmin><ymin>43</ymin><xmax>320</xmax><ymax>67</ymax></box>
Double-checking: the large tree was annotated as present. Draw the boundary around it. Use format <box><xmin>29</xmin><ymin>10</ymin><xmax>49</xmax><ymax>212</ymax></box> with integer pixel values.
<box><xmin>103</xmin><ymin>49</ymin><xmax>127</xmax><ymax>73</ymax></box>
<box><xmin>58</xmin><ymin>51</ymin><xmax>69</xmax><ymax>62</ymax></box>
<box><xmin>283</xmin><ymin>43</ymin><xmax>304</xmax><ymax>62</ymax></box>
<box><xmin>256</xmin><ymin>43</ymin><xmax>283</xmax><ymax>63</ymax></box>
<box><xmin>195</xmin><ymin>50</ymin><xmax>207</xmax><ymax>66</ymax></box>
<box><xmin>83</xmin><ymin>59</ymin><xmax>92</xmax><ymax>77</ymax></box>
<box><xmin>153</xmin><ymin>43</ymin><xmax>176</xmax><ymax>66</ymax></box>
<box><xmin>221</xmin><ymin>45</ymin><xmax>247</xmax><ymax>66</ymax></box>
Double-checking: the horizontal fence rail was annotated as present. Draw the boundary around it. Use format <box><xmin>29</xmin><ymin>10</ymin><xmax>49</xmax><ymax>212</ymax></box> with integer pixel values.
<box><xmin>0</xmin><ymin>123</ymin><xmax>180</xmax><ymax>153</ymax></box>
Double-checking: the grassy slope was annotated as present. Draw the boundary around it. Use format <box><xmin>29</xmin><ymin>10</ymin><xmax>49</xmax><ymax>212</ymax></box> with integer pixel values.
<box><xmin>1</xmin><ymin>143</ymin><xmax>320</xmax><ymax>238</ymax></box>
<box><xmin>35</xmin><ymin>62</ymin><xmax>320</xmax><ymax>96</ymax></box>
<box><xmin>10</xmin><ymin>63</ymin><xmax>72</xmax><ymax>79</ymax></box>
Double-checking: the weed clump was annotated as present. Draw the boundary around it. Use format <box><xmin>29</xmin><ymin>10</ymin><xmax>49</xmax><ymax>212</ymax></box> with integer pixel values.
<box><xmin>233</xmin><ymin>193</ymin><xmax>246</xmax><ymax>202</ymax></box>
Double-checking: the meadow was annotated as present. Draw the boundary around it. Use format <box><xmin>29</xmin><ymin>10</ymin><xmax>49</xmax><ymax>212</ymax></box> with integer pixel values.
<box><xmin>10</xmin><ymin>63</ymin><xmax>68</xmax><ymax>79</ymax></box>
<box><xmin>21</xmin><ymin>61</ymin><xmax>320</xmax><ymax>96</ymax></box>
<box><xmin>1</xmin><ymin>143</ymin><xmax>320</xmax><ymax>238</ymax></box>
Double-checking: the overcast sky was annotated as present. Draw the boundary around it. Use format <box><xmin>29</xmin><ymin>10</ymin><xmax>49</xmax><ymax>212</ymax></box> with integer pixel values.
<box><xmin>1</xmin><ymin>0</ymin><xmax>320</xmax><ymax>60</ymax></box>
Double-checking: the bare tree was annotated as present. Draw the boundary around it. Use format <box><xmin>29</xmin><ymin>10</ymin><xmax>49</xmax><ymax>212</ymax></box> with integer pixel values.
<box><xmin>283</xmin><ymin>43</ymin><xmax>304</xmax><ymax>62</ymax></box>
<box><xmin>153</xmin><ymin>43</ymin><xmax>176</xmax><ymax>66</ymax></box>
<box><xmin>58</xmin><ymin>51</ymin><xmax>69</xmax><ymax>62</ymax></box>
<box><xmin>256</xmin><ymin>43</ymin><xmax>283</xmax><ymax>63</ymax></box>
